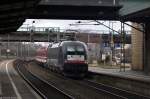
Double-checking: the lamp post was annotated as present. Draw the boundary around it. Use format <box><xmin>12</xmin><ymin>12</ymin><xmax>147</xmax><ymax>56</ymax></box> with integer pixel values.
<box><xmin>109</xmin><ymin>21</ymin><xmax>116</xmax><ymax>66</ymax></box>
<box><xmin>28</xmin><ymin>21</ymin><xmax>35</xmax><ymax>57</ymax></box>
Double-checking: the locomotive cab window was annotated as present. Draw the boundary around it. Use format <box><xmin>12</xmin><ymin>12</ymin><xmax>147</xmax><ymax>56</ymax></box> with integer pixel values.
<box><xmin>66</xmin><ymin>45</ymin><xmax>85</xmax><ymax>55</ymax></box>
<box><xmin>67</xmin><ymin>46</ymin><xmax>75</xmax><ymax>52</ymax></box>
<box><xmin>76</xmin><ymin>46</ymin><xmax>84</xmax><ymax>52</ymax></box>
<box><xmin>66</xmin><ymin>45</ymin><xmax>86</xmax><ymax>61</ymax></box>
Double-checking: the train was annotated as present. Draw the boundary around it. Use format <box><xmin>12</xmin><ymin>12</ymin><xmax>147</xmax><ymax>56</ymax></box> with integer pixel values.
<box><xmin>35</xmin><ymin>41</ymin><xmax>88</xmax><ymax>77</ymax></box>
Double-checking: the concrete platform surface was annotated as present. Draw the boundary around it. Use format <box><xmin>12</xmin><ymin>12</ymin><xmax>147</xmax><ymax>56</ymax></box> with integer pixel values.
<box><xmin>0</xmin><ymin>60</ymin><xmax>41</xmax><ymax>99</ymax></box>
<box><xmin>89</xmin><ymin>66</ymin><xmax>150</xmax><ymax>83</ymax></box>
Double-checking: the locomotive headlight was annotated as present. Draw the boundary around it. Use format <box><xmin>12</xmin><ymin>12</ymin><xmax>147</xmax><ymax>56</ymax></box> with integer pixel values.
<box><xmin>67</xmin><ymin>55</ymin><xmax>72</xmax><ymax>60</ymax></box>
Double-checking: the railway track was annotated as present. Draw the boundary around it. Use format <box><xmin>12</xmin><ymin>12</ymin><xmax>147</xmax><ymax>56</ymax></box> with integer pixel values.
<box><xmin>82</xmin><ymin>79</ymin><xmax>150</xmax><ymax>99</ymax></box>
<box><xmin>14</xmin><ymin>60</ymin><xmax>150</xmax><ymax>99</ymax></box>
<box><xmin>37</xmin><ymin>64</ymin><xmax>150</xmax><ymax>99</ymax></box>
<box><xmin>27</xmin><ymin>61</ymin><xmax>130</xmax><ymax>99</ymax></box>
<box><xmin>86</xmin><ymin>72</ymin><xmax>150</xmax><ymax>99</ymax></box>
<box><xmin>14</xmin><ymin>60</ymin><xmax>74</xmax><ymax>99</ymax></box>
<box><xmin>47</xmin><ymin>71</ymin><xmax>126</xmax><ymax>99</ymax></box>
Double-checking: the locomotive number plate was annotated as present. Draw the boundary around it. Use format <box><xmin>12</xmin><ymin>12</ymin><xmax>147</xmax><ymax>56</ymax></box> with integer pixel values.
<box><xmin>67</xmin><ymin>55</ymin><xmax>85</xmax><ymax>61</ymax></box>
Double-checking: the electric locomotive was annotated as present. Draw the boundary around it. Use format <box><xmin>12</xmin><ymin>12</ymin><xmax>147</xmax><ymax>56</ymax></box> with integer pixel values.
<box><xmin>46</xmin><ymin>41</ymin><xmax>88</xmax><ymax>77</ymax></box>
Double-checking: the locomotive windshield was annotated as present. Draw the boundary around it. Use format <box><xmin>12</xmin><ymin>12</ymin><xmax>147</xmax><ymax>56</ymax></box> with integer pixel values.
<box><xmin>67</xmin><ymin>46</ymin><xmax>76</xmax><ymax>52</ymax></box>
<box><xmin>76</xmin><ymin>46</ymin><xmax>84</xmax><ymax>52</ymax></box>
<box><xmin>67</xmin><ymin>45</ymin><xmax>85</xmax><ymax>55</ymax></box>
<box><xmin>66</xmin><ymin>45</ymin><xmax>86</xmax><ymax>61</ymax></box>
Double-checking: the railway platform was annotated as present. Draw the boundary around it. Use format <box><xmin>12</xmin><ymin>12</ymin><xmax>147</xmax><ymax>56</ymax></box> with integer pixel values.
<box><xmin>89</xmin><ymin>66</ymin><xmax>150</xmax><ymax>97</ymax></box>
<box><xmin>88</xmin><ymin>66</ymin><xmax>150</xmax><ymax>82</ymax></box>
<box><xmin>0</xmin><ymin>60</ymin><xmax>41</xmax><ymax>99</ymax></box>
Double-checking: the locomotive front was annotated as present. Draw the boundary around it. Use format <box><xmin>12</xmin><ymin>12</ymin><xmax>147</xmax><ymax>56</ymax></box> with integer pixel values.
<box><xmin>62</xmin><ymin>41</ymin><xmax>88</xmax><ymax>77</ymax></box>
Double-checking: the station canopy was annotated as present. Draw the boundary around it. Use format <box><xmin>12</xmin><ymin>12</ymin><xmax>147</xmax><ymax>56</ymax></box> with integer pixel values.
<box><xmin>0</xmin><ymin>0</ymin><xmax>40</xmax><ymax>33</ymax></box>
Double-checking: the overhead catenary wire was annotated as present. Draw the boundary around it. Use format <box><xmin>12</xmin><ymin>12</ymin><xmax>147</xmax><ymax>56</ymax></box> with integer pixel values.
<box><xmin>123</xmin><ymin>22</ymin><xmax>144</xmax><ymax>33</ymax></box>
<box><xmin>94</xmin><ymin>20</ymin><xmax>121</xmax><ymax>34</ymax></box>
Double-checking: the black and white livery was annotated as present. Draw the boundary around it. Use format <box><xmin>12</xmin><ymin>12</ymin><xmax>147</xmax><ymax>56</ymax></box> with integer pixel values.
<box><xmin>46</xmin><ymin>41</ymin><xmax>88</xmax><ymax>77</ymax></box>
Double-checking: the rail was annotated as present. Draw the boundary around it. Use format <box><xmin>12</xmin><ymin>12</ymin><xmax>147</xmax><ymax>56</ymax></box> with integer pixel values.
<box><xmin>83</xmin><ymin>79</ymin><xmax>150</xmax><ymax>99</ymax></box>
<box><xmin>14</xmin><ymin>60</ymin><xmax>73</xmax><ymax>99</ymax></box>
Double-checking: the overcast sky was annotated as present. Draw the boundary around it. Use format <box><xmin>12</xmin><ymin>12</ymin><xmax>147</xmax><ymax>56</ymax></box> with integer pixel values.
<box><xmin>19</xmin><ymin>19</ymin><xmax>131</xmax><ymax>33</ymax></box>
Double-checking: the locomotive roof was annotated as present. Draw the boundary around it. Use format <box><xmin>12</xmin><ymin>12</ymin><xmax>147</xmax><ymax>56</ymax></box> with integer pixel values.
<box><xmin>61</xmin><ymin>40</ymin><xmax>85</xmax><ymax>45</ymax></box>
<box><xmin>49</xmin><ymin>41</ymin><xmax>86</xmax><ymax>48</ymax></box>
